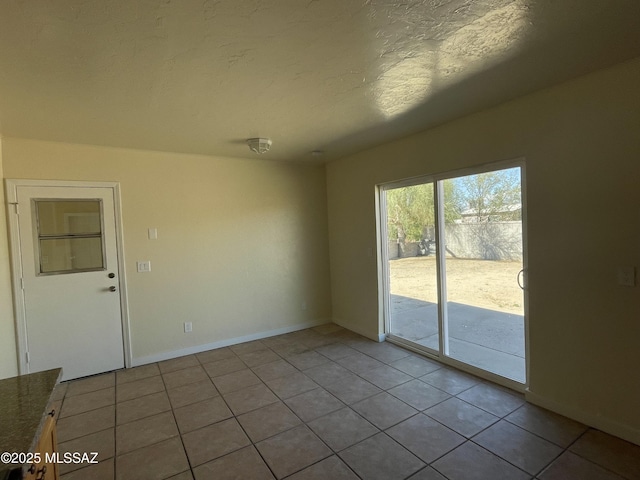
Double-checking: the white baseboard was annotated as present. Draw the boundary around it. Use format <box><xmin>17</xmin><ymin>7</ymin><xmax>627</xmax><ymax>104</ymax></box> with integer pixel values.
<box><xmin>332</xmin><ymin>317</ymin><xmax>383</xmax><ymax>343</ymax></box>
<box><xmin>526</xmin><ymin>389</ymin><xmax>640</xmax><ymax>447</ymax></box>
<box><xmin>131</xmin><ymin>319</ymin><xmax>330</xmax><ymax>366</ymax></box>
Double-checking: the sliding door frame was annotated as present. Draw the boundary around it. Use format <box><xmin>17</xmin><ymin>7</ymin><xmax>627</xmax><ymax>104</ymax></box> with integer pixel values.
<box><xmin>377</xmin><ymin>158</ymin><xmax>529</xmax><ymax>392</ymax></box>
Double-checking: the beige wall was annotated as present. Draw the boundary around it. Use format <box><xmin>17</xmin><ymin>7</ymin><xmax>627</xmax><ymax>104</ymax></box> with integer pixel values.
<box><xmin>0</xmin><ymin>138</ymin><xmax>19</xmax><ymax>378</ymax></box>
<box><xmin>1</xmin><ymin>140</ymin><xmax>331</xmax><ymax>369</ymax></box>
<box><xmin>327</xmin><ymin>57</ymin><xmax>640</xmax><ymax>444</ymax></box>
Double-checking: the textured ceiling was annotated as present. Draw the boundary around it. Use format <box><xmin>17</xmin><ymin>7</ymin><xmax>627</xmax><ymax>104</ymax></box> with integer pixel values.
<box><xmin>0</xmin><ymin>0</ymin><xmax>639</xmax><ymax>162</ymax></box>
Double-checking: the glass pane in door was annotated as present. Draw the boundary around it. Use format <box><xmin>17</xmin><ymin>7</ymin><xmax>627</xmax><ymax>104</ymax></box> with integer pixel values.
<box><xmin>34</xmin><ymin>199</ymin><xmax>105</xmax><ymax>275</ymax></box>
<box><xmin>440</xmin><ymin>167</ymin><xmax>525</xmax><ymax>382</ymax></box>
<box><xmin>39</xmin><ymin>237</ymin><xmax>104</xmax><ymax>273</ymax></box>
<box><xmin>386</xmin><ymin>183</ymin><xmax>439</xmax><ymax>351</ymax></box>
<box><xmin>36</xmin><ymin>201</ymin><xmax>102</xmax><ymax>235</ymax></box>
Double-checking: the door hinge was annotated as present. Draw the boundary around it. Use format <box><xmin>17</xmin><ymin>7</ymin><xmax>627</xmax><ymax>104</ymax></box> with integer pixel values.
<box><xmin>20</xmin><ymin>278</ymin><xmax>25</xmax><ymax>290</ymax></box>
<box><xmin>26</xmin><ymin>351</ymin><xmax>30</xmax><ymax>364</ymax></box>
<box><xmin>8</xmin><ymin>202</ymin><xmax>18</xmax><ymax>214</ymax></box>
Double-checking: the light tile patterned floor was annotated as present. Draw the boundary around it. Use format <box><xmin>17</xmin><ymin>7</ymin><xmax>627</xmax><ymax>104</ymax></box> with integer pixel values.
<box><xmin>51</xmin><ymin>325</ymin><xmax>640</xmax><ymax>480</ymax></box>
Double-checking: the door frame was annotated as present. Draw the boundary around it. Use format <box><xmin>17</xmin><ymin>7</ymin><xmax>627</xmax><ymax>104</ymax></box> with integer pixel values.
<box><xmin>377</xmin><ymin>158</ymin><xmax>529</xmax><ymax>392</ymax></box>
<box><xmin>5</xmin><ymin>179</ymin><xmax>132</xmax><ymax>375</ymax></box>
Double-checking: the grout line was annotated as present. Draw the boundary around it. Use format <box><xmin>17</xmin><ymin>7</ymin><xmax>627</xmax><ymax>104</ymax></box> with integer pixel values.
<box><xmin>155</xmin><ymin>364</ymin><xmax>195</xmax><ymax>479</ymax></box>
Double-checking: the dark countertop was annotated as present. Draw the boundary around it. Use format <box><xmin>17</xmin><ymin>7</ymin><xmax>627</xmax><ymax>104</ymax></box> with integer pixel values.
<box><xmin>0</xmin><ymin>369</ymin><xmax>62</xmax><ymax>479</ymax></box>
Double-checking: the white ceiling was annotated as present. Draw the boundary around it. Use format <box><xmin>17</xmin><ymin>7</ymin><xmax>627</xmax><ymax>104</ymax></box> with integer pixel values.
<box><xmin>0</xmin><ymin>0</ymin><xmax>639</xmax><ymax>162</ymax></box>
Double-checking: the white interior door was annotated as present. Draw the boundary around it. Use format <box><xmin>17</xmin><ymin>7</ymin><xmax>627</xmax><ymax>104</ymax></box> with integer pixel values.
<box><xmin>13</xmin><ymin>184</ymin><xmax>125</xmax><ymax>380</ymax></box>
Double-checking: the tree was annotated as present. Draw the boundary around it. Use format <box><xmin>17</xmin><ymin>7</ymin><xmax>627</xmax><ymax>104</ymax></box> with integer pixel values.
<box><xmin>386</xmin><ymin>181</ymin><xmax>460</xmax><ymax>242</ymax></box>
<box><xmin>386</xmin><ymin>184</ymin><xmax>434</xmax><ymax>242</ymax></box>
<box><xmin>385</xmin><ymin>168</ymin><xmax>522</xmax><ymax>260</ymax></box>
<box><xmin>453</xmin><ymin>168</ymin><xmax>521</xmax><ymax>223</ymax></box>
<box><xmin>451</xmin><ymin>168</ymin><xmax>522</xmax><ymax>260</ymax></box>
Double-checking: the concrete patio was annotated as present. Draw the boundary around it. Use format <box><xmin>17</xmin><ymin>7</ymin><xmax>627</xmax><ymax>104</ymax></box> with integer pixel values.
<box><xmin>390</xmin><ymin>295</ymin><xmax>525</xmax><ymax>383</ymax></box>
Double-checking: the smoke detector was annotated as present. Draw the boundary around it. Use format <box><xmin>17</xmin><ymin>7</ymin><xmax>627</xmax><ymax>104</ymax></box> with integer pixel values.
<box><xmin>247</xmin><ymin>138</ymin><xmax>272</xmax><ymax>154</ymax></box>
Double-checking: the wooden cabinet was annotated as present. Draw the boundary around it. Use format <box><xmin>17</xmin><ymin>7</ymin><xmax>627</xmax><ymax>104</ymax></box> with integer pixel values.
<box><xmin>23</xmin><ymin>411</ymin><xmax>59</xmax><ymax>480</ymax></box>
<box><xmin>0</xmin><ymin>369</ymin><xmax>62</xmax><ymax>480</ymax></box>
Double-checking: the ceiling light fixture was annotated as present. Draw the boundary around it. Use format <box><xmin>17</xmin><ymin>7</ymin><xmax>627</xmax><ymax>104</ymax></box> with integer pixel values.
<box><xmin>247</xmin><ymin>137</ymin><xmax>272</xmax><ymax>154</ymax></box>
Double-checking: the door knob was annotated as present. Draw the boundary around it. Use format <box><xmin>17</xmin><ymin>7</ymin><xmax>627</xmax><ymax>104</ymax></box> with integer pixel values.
<box><xmin>109</xmin><ymin>286</ymin><xmax>117</xmax><ymax>292</ymax></box>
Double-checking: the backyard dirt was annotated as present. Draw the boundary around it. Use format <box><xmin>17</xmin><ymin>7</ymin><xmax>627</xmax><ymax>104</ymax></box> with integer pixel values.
<box><xmin>389</xmin><ymin>256</ymin><xmax>524</xmax><ymax>314</ymax></box>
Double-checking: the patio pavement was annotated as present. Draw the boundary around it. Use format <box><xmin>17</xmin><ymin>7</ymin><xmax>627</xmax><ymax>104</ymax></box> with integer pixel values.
<box><xmin>390</xmin><ymin>295</ymin><xmax>525</xmax><ymax>383</ymax></box>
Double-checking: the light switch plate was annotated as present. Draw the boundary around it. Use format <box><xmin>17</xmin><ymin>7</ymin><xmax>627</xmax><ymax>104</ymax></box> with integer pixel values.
<box><xmin>137</xmin><ymin>261</ymin><xmax>151</xmax><ymax>273</ymax></box>
<box><xmin>148</xmin><ymin>228</ymin><xmax>158</xmax><ymax>240</ymax></box>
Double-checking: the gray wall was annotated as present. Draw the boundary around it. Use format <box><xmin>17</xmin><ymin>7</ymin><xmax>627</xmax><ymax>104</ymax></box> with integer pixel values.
<box><xmin>389</xmin><ymin>222</ymin><xmax>522</xmax><ymax>261</ymax></box>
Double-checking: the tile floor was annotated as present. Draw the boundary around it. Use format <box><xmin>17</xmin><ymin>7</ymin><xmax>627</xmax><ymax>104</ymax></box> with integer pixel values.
<box><xmin>50</xmin><ymin>325</ymin><xmax>640</xmax><ymax>480</ymax></box>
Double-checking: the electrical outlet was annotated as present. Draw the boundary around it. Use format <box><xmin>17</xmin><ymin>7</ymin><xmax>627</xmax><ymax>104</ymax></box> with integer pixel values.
<box><xmin>617</xmin><ymin>266</ymin><xmax>636</xmax><ymax>287</ymax></box>
<box><xmin>184</xmin><ymin>322</ymin><xmax>192</xmax><ymax>333</ymax></box>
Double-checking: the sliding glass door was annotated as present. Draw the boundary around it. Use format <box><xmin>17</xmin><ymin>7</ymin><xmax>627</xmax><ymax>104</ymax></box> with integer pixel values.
<box><xmin>382</xmin><ymin>163</ymin><xmax>527</xmax><ymax>384</ymax></box>
<box><xmin>386</xmin><ymin>183</ymin><xmax>440</xmax><ymax>351</ymax></box>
